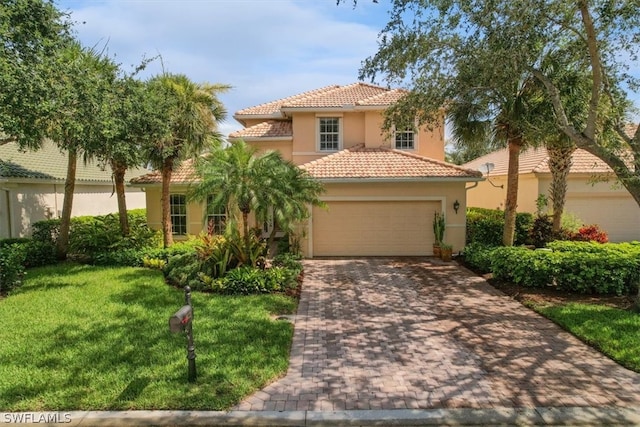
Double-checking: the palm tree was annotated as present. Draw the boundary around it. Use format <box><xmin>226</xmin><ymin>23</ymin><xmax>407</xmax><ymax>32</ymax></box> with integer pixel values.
<box><xmin>144</xmin><ymin>73</ymin><xmax>229</xmax><ymax>247</ymax></box>
<box><xmin>449</xmin><ymin>77</ymin><xmax>539</xmax><ymax>246</ymax></box>
<box><xmin>188</xmin><ymin>140</ymin><xmax>325</xmax><ymax>259</ymax></box>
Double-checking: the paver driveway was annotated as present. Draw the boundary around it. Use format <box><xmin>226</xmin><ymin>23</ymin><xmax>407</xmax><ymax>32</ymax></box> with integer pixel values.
<box><xmin>235</xmin><ymin>258</ymin><xmax>640</xmax><ymax>412</ymax></box>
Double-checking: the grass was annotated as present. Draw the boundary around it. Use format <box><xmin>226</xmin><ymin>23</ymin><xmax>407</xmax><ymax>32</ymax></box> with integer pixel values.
<box><xmin>0</xmin><ymin>264</ymin><xmax>296</xmax><ymax>411</ymax></box>
<box><xmin>533</xmin><ymin>302</ymin><xmax>640</xmax><ymax>372</ymax></box>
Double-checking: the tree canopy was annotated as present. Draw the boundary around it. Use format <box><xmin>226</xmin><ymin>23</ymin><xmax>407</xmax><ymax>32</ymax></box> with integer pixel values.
<box><xmin>348</xmin><ymin>0</ymin><xmax>640</xmax><ymax>208</ymax></box>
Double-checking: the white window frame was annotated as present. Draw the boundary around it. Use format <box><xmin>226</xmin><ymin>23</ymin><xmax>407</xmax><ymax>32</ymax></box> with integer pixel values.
<box><xmin>170</xmin><ymin>194</ymin><xmax>187</xmax><ymax>236</ymax></box>
<box><xmin>317</xmin><ymin>117</ymin><xmax>342</xmax><ymax>152</ymax></box>
<box><xmin>205</xmin><ymin>195</ymin><xmax>226</xmax><ymax>235</ymax></box>
<box><xmin>394</xmin><ymin>128</ymin><xmax>416</xmax><ymax>150</ymax></box>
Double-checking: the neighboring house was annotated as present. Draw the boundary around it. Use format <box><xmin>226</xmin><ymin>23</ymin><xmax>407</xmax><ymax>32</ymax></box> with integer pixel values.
<box><xmin>462</xmin><ymin>145</ymin><xmax>640</xmax><ymax>242</ymax></box>
<box><xmin>131</xmin><ymin>83</ymin><xmax>482</xmax><ymax>257</ymax></box>
<box><xmin>0</xmin><ymin>140</ymin><xmax>147</xmax><ymax>239</ymax></box>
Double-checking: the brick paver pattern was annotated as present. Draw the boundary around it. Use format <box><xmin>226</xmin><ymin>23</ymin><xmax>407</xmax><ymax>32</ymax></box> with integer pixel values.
<box><xmin>235</xmin><ymin>258</ymin><xmax>640</xmax><ymax>411</ymax></box>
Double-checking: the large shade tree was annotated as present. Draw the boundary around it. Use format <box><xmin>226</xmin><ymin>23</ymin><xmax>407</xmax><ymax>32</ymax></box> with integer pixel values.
<box><xmin>0</xmin><ymin>0</ymin><xmax>72</xmax><ymax>145</ymax></box>
<box><xmin>188</xmin><ymin>140</ymin><xmax>325</xmax><ymax>259</ymax></box>
<box><xmin>144</xmin><ymin>74</ymin><xmax>229</xmax><ymax>247</ymax></box>
<box><xmin>344</xmin><ymin>0</ymin><xmax>640</xmax><ymax>213</ymax></box>
<box><xmin>96</xmin><ymin>72</ymin><xmax>170</xmax><ymax>236</ymax></box>
<box><xmin>47</xmin><ymin>42</ymin><xmax>120</xmax><ymax>258</ymax></box>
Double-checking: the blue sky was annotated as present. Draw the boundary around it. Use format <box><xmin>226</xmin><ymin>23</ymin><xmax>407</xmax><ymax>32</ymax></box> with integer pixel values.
<box><xmin>55</xmin><ymin>0</ymin><xmax>392</xmax><ymax>136</ymax></box>
<box><xmin>55</xmin><ymin>0</ymin><xmax>639</xmax><ymax>138</ymax></box>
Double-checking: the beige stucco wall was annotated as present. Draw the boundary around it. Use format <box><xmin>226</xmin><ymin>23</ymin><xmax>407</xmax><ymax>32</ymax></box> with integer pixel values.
<box><xmin>466</xmin><ymin>173</ymin><xmax>541</xmax><ymax>212</ymax></box>
<box><xmin>0</xmin><ymin>182</ymin><xmax>146</xmax><ymax>239</ymax></box>
<box><xmin>245</xmin><ymin>140</ymin><xmax>294</xmax><ymax>161</ymax></box>
<box><xmin>299</xmin><ymin>181</ymin><xmax>468</xmax><ymax>257</ymax></box>
<box><xmin>467</xmin><ymin>172</ymin><xmax>640</xmax><ymax>242</ymax></box>
<box><xmin>289</xmin><ymin>111</ymin><xmax>445</xmax><ymax>165</ymax></box>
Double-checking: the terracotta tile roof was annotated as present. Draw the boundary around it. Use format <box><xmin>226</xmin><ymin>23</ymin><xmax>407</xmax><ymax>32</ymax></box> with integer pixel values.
<box><xmin>0</xmin><ymin>140</ymin><xmax>148</xmax><ymax>182</ymax></box>
<box><xmin>462</xmin><ymin>147</ymin><xmax>614</xmax><ymax>175</ymax></box>
<box><xmin>130</xmin><ymin>158</ymin><xmax>198</xmax><ymax>185</ymax></box>
<box><xmin>235</xmin><ymin>85</ymin><xmax>340</xmax><ymax>116</ymax></box>
<box><xmin>300</xmin><ymin>144</ymin><xmax>482</xmax><ymax>180</ymax></box>
<box><xmin>229</xmin><ymin>120</ymin><xmax>292</xmax><ymax>139</ymax></box>
<box><xmin>234</xmin><ymin>83</ymin><xmax>405</xmax><ymax>118</ymax></box>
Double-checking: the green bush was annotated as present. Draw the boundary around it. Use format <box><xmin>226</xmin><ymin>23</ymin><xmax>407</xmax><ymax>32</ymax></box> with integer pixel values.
<box><xmin>31</xmin><ymin>210</ymin><xmax>160</xmax><ymax>264</ymax></box>
<box><xmin>491</xmin><ymin>246</ymin><xmax>554</xmax><ymax>288</ymax></box>
<box><xmin>212</xmin><ymin>265</ymin><xmax>298</xmax><ymax>295</ymax></box>
<box><xmin>529</xmin><ymin>214</ymin><xmax>554</xmax><ymax>248</ymax></box>
<box><xmin>482</xmin><ymin>242</ymin><xmax>640</xmax><ymax>295</ymax></box>
<box><xmin>466</xmin><ymin>207</ymin><xmax>533</xmax><ymax>246</ymax></box>
<box><xmin>164</xmin><ymin>252</ymin><xmax>205</xmax><ymax>291</ymax></box>
<box><xmin>272</xmin><ymin>252</ymin><xmax>303</xmax><ymax>275</ymax></box>
<box><xmin>460</xmin><ymin>243</ymin><xmax>497</xmax><ymax>274</ymax></box>
<box><xmin>0</xmin><ymin>242</ymin><xmax>27</xmax><ymax>293</ymax></box>
<box><xmin>22</xmin><ymin>240</ymin><xmax>57</xmax><ymax>267</ymax></box>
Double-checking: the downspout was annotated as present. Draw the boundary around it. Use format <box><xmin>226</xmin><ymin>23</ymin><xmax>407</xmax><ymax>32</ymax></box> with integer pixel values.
<box><xmin>465</xmin><ymin>181</ymin><xmax>479</xmax><ymax>190</ymax></box>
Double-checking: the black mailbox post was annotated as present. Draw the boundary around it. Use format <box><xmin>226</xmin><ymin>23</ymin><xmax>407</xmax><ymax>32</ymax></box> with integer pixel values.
<box><xmin>169</xmin><ymin>285</ymin><xmax>196</xmax><ymax>382</ymax></box>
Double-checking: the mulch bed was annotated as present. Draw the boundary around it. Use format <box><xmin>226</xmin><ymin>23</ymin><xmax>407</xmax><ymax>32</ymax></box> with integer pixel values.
<box><xmin>486</xmin><ymin>275</ymin><xmax>636</xmax><ymax>310</ymax></box>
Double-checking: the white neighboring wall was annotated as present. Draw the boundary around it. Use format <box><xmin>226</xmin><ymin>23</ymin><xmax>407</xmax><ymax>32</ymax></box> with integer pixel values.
<box><xmin>0</xmin><ymin>182</ymin><xmax>146</xmax><ymax>239</ymax></box>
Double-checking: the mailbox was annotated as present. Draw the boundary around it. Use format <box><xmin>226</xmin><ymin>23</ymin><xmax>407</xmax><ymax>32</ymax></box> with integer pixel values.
<box><xmin>169</xmin><ymin>286</ymin><xmax>197</xmax><ymax>382</ymax></box>
<box><xmin>169</xmin><ymin>305</ymin><xmax>192</xmax><ymax>333</ymax></box>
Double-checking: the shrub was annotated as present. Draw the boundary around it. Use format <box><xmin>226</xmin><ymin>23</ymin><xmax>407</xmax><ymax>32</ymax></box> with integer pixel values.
<box><xmin>461</xmin><ymin>242</ymin><xmax>498</xmax><ymax>274</ymax></box>
<box><xmin>491</xmin><ymin>246</ymin><xmax>553</xmax><ymax>288</ymax></box>
<box><xmin>31</xmin><ymin>219</ymin><xmax>60</xmax><ymax>245</ymax></box>
<box><xmin>466</xmin><ymin>207</ymin><xmax>533</xmax><ymax>246</ymax></box>
<box><xmin>22</xmin><ymin>240</ymin><xmax>57</xmax><ymax>267</ymax></box>
<box><xmin>164</xmin><ymin>252</ymin><xmax>205</xmax><ymax>291</ymax></box>
<box><xmin>480</xmin><ymin>242</ymin><xmax>640</xmax><ymax>295</ymax></box>
<box><xmin>272</xmin><ymin>252</ymin><xmax>303</xmax><ymax>276</ymax></box>
<box><xmin>529</xmin><ymin>214</ymin><xmax>554</xmax><ymax>248</ymax></box>
<box><xmin>0</xmin><ymin>242</ymin><xmax>27</xmax><ymax>293</ymax></box>
<box><xmin>569</xmin><ymin>224</ymin><xmax>609</xmax><ymax>243</ymax></box>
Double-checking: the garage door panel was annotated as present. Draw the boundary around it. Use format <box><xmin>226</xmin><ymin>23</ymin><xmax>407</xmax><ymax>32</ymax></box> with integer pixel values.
<box><xmin>313</xmin><ymin>201</ymin><xmax>438</xmax><ymax>256</ymax></box>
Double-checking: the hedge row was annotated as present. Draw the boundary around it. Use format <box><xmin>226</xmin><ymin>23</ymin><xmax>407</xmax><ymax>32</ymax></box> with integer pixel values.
<box><xmin>466</xmin><ymin>207</ymin><xmax>533</xmax><ymax>246</ymax></box>
<box><xmin>463</xmin><ymin>242</ymin><xmax>640</xmax><ymax>295</ymax></box>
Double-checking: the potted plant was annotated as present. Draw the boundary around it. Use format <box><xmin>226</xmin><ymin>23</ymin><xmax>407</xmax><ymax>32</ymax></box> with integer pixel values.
<box><xmin>440</xmin><ymin>243</ymin><xmax>453</xmax><ymax>261</ymax></box>
<box><xmin>432</xmin><ymin>211</ymin><xmax>445</xmax><ymax>256</ymax></box>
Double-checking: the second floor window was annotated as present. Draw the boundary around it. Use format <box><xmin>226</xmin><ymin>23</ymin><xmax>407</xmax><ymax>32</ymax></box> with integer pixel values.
<box><xmin>318</xmin><ymin>117</ymin><xmax>340</xmax><ymax>151</ymax></box>
<box><xmin>206</xmin><ymin>195</ymin><xmax>226</xmax><ymax>235</ymax></box>
<box><xmin>170</xmin><ymin>194</ymin><xmax>187</xmax><ymax>235</ymax></box>
<box><xmin>395</xmin><ymin>129</ymin><xmax>415</xmax><ymax>150</ymax></box>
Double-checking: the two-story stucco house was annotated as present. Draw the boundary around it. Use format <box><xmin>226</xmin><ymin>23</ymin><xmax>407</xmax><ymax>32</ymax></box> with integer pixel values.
<box><xmin>132</xmin><ymin>83</ymin><xmax>482</xmax><ymax>257</ymax></box>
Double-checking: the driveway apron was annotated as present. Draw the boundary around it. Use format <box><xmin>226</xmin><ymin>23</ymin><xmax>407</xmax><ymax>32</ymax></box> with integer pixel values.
<box><xmin>235</xmin><ymin>258</ymin><xmax>640</xmax><ymax>412</ymax></box>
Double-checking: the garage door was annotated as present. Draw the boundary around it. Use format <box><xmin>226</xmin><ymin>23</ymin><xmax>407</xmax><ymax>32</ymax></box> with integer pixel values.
<box><xmin>312</xmin><ymin>200</ymin><xmax>440</xmax><ymax>256</ymax></box>
<box><xmin>565</xmin><ymin>196</ymin><xmax>640</xmax><ymax>242</ymax></box>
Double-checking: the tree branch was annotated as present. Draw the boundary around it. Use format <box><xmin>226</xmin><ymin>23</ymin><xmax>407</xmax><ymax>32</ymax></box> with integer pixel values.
<box><xmin>578</xmin><ymin>0</ymin><xmax>602</xmax><ymax>141</ymax></box>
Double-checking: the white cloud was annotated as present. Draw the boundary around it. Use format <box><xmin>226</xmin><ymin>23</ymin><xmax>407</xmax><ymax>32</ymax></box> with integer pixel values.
<box><xmin>57</xmin><ymin>0</ymin><xmax>387</xmax><ymax>132</ymax></box>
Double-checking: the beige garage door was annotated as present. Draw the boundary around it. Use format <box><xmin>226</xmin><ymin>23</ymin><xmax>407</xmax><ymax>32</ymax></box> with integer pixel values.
<box><xmin>565</xmin><ymin>196</ymin><xmax>640</xmax><ymax>242</ymax></box>
<box><xmin>312</xmin><ymin>200</ymin><xmax>439</xmax><ymax>256</ymax></box>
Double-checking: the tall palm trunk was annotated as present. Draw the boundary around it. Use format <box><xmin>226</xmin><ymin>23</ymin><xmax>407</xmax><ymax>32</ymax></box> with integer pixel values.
<box><xmin>503</xmin><ymin>137</ymin><xmax>523</xmax><ymax>246</ymax></box>
<box><xmin>111</xmin><ymin>160</ymin><xmax>129</xmax><ymax>236</ymax></box>
<box><xmin>161</xmin><ymin>157</ymin><xmax>174</xmax><ymax>248</ymax></box>
<box><xmin>56</xmin><ymin>148</ymin><xmax>77</xmax><ymax>260</ymax></box>
<box><xmin>547</xmin><ymin>144</ymin><xmax>575</xmax><ymax>234</ymax></box>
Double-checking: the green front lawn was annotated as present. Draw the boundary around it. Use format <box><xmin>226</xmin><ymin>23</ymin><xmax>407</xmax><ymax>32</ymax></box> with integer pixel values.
<box><xmin>0</xmin><ymin>264</ymin><xmax>296</xmax><ymax>411</ymax></box>
<box><xmin>533</xmin><ymin>303</ymin><xmax>640</xmax><ymax>372</ymax></box>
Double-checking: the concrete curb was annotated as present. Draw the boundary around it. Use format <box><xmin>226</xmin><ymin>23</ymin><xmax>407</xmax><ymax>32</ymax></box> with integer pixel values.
<box><xmin>2</xmin><ymin>407</ymin><xmax>640</xmax><ymax>426</ymax></box>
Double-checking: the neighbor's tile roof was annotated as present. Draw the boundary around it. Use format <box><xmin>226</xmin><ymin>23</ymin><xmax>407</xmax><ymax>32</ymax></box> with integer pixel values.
<box><xmin>234</xmin><ymin>83</ymin><xmax>406</xmax><ymax>117</ymax></box>
<box><xmin>300</xmin><ymin>144</ymin><xmax>482</xmax><ymax>180</ymax></box>
<box><xmin>229</xmin><ymin>120</ymin><xmax>292</xmax><ymax>139</ymax></box>
<box><xmin>130</xmin><ymin>158</ymin><xmax>198</xmax><ymax>185</ymax></box>
<box><xmin>0</xmin><ymin>140</ymin><xmax>148</xmax><ymax>182</ymax></box>
<box><xmin>462</xmin><ymin>124</ymin><xmax>639</xmax><ymax>176</ymax></box>
<box><xmin>463</xmin><ymin>147</ymin><xmax>613</xmax><ymax>176</ymax></box>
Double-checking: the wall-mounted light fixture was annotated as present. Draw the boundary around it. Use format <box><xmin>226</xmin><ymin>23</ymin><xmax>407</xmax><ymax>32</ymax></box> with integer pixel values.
<box><xmin>453</xmin><ymin>199</ymin><xmax>460</xmax><ymax>214</ymax></box>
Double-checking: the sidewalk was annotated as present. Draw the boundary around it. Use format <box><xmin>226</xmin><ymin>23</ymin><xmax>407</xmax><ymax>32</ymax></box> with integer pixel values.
<box><xmin>3</xmin><ymin>407</ymin><xmax>640</xmax><ymax>426</ymax></box>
